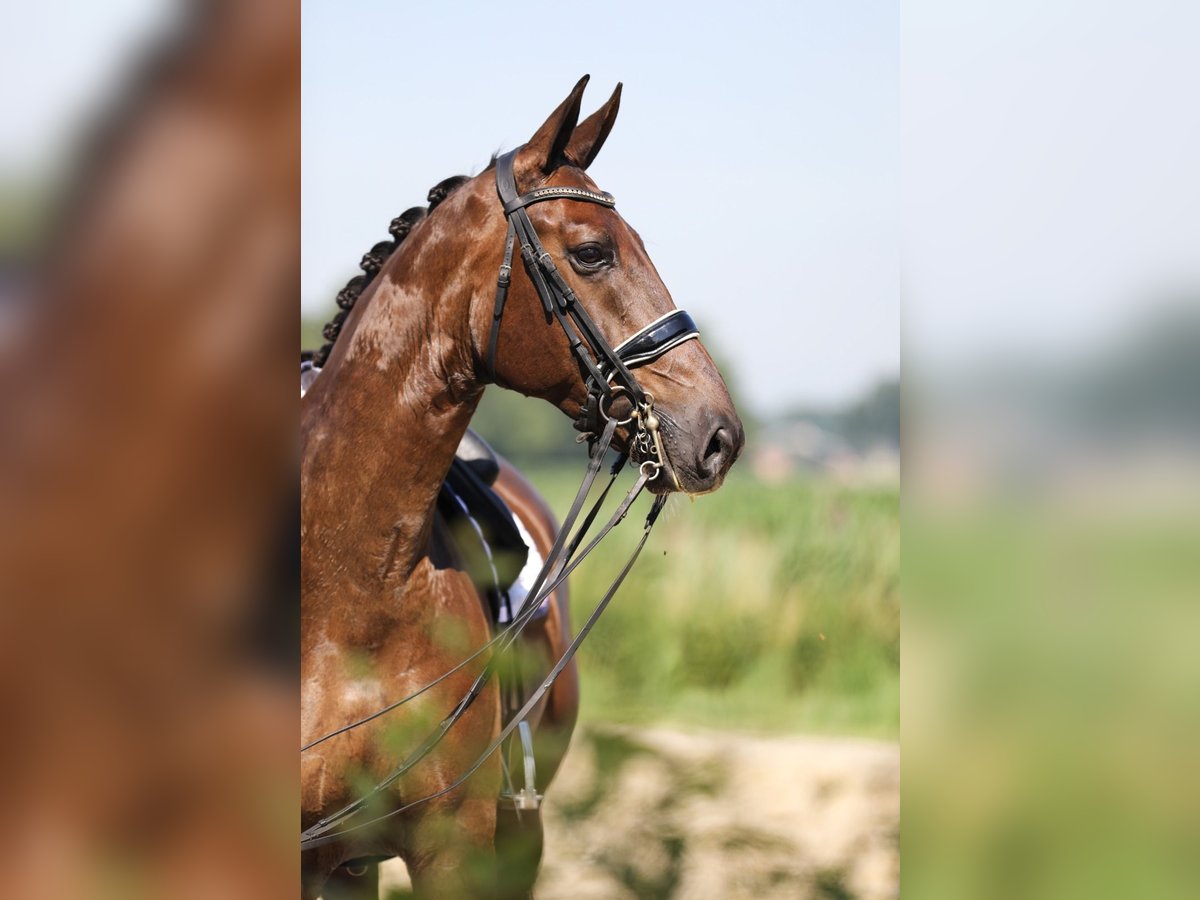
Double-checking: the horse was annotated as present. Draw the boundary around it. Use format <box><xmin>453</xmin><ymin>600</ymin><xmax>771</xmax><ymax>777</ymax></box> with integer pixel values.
<box><xmin>300</xmin><ymin>76</ymin><xmax>744</xmax><ymax>899</ymax></box>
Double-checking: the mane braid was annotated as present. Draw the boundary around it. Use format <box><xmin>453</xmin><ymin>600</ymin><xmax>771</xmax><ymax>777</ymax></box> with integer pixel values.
<box><xmin>427</xmin><ymin>175</ymin><xmax>469</xmax><ymax>211</ymax></box>
<box><xmin>309</xmin><ymin>174</ymin><xmax>470</xmax><ymax>368</ymax></box>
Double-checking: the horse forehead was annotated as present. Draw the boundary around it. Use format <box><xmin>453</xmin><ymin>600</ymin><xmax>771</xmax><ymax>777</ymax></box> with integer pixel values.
<box><xmin>542</xmin><ymin>167</ymin><xmax>614</xmax><ymax>208</ymax></box>
<box><xmin>532</xmin><ymin>169</ymin><xmax>628</xmax><ymax>232</ymax></box>
<box><xmin>544</xmin><ymin>165</ymin><xmax>602</xmax><ymax>192</ymax></box>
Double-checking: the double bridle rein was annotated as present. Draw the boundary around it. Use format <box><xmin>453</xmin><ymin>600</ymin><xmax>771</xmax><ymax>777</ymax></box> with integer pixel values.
<box><xmin>488</xmin><ymin>148</ymin><xmax>700</xmax><ymax>489</ymax></box>
<box><xmin>300</xmin><ymin>148</ymin><xmax>700</xmax><ymax>852</ymax></box>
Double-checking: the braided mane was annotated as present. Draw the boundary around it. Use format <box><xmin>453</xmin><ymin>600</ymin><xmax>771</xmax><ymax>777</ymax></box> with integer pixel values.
<box><xmin>308</xmin><ymin>174</ymin><xmax>472</xmax><ymax>367</ymax></box>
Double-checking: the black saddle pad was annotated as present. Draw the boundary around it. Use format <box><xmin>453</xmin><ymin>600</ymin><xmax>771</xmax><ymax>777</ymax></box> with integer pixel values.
<box><xmin>437</xmin><ymin>456</ymin><xmax>529</xmax><ymax>622</ymax></box>
<box><xmin>456</xmin><ymin>428</ymin><xmax>501</xmax><ymax>484</ymax></box>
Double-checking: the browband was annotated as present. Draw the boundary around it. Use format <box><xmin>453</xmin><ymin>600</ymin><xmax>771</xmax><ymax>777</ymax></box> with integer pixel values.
<box><xmin>503</xmin><ymin>185</ymin><xmax>615</xmax><ymax>215</ymax></box>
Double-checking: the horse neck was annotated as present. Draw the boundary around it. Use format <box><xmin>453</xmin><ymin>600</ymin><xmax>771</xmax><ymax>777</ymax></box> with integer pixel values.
<box><xmin>301</xmin><ymin>215</ymin><xmax>488</xmax><ymax>617</ymax></box>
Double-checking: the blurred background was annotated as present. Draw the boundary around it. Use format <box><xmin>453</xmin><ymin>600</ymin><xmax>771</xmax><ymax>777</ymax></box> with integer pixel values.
<box><xmin>904</xmin><ymin>2</ymin><xmax>1200</xmax><ymax>899</ymax></box>
<box><xmin>1</xmin><ymin>1</ymin><xmax>298</xmax><ymax>897</ymax></box>
<box><xmin>7</xmin><ymin>0</ymin><xmax>1195</xmax><ymax>898</ymax></box>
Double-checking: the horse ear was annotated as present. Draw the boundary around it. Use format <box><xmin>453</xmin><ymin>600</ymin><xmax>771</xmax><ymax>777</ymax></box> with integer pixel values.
<box><xmin>565</xmin><ymin>83</ymin><xmax>622</xmax><ymax>170</ymax></box>
<box><xmin>516</xmin><ymin>75</ymin><xmax>589</xmax><ymax>184</ymax></box>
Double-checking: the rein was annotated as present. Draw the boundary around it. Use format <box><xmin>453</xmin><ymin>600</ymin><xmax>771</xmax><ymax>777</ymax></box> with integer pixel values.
<box><xmin>301</xmin><ymin>422</ymin><xmax>656</xmax><ymax>851</ymax></box>
<box><xmin>301</xmin><ymin>148</ymin><xmax>700</xmax><ymax>852</ymax></box>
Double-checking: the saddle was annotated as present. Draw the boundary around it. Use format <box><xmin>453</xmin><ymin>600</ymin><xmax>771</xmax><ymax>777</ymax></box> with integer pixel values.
<box><xmin>302</xmin><ymin>360</ymin><xmax>531</xmax><ymax>623</ymax></box>
<box><xmin>437</xmin><ymin>435</ymin><xmax>530</xmax><ymax>623</ymax></box>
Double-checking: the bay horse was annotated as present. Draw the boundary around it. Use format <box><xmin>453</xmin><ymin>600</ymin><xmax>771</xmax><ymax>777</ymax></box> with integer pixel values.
<box><xmin>301</xmin><ymin>76</ymin><xmax>743</xmax><ymax>899</ymax></box>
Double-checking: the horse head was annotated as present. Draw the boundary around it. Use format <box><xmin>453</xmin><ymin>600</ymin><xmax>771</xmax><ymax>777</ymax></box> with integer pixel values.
<box><xmin>458</xmin><ymin>76</ymin><xmax>744</xmax><ymax>494</ymax></box>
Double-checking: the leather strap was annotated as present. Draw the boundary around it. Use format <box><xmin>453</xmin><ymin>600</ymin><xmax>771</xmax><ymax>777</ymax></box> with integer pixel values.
<box><xmin>301</xmin><ymin>423</ymin><xmax>672</xmax><ymax>851</ymax></box>
<box><xmin>301</xmin><ymin>459</ymin><xmax>666</xmax><ymax>851</ymax></box>
<box><xmin>503</xmin><ymin>185</ymin><xmax>615</xmax><ymax>215</ymax></box>
<box><xmin>486</xmin><ymin>222</ymin><xmax>517</xmax><ymax>379</ymax></box>
<box><xmin>299</xmin><ymin>416</ymin><xmax>622</xmax><ymax>758</ymax></box>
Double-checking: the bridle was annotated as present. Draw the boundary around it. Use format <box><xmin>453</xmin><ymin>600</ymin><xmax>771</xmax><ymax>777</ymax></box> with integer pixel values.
<box><xmin>487</xmin><ymin>148</ymin><xmax>700</xmax><ymax>488</ymax></box>
<box><xmin>300</xmin><ymin>148</ymin><xmax>700</xmax><ymax>853</ymax></box>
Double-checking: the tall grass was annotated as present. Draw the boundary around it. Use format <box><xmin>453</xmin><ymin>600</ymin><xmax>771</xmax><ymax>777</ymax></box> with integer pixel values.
<box><xmin>525</xmin><ymin>467</ymin><xmax>899</xmax><ymax>738</ymax></box>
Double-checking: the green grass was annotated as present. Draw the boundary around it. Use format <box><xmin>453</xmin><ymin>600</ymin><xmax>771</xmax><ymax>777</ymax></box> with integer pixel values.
<box><xmin>522</xmin><ymin>466</ymin><xmax>900</xmax><ymax>738</ymax></box>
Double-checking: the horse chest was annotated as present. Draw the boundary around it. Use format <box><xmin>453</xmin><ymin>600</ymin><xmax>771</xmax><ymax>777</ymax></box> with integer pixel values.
<box><xmin>300</xmin><ymin>561</ymin><xmax>491</xmax><ymax>747</ymax></box>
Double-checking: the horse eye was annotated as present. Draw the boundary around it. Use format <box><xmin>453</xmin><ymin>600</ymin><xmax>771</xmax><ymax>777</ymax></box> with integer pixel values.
<box><xmin>573</xmin><ymin>245</ymin><xmax>606</xmax><ymax>266</ymax></box>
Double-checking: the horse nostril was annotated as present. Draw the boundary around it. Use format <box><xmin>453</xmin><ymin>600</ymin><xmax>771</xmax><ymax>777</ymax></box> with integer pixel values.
<box><xmin>704</xmin><ymin>430</ymin><xmax>724</xmax><ymax>463</ymax></box>
<box><xmin>700</xmin><ymin>425</ymin><xmax>733</xmax><ymax>477</ymax></box>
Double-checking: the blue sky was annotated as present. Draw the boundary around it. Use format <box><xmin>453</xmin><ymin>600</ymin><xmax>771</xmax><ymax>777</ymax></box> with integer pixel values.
<box><xmin>301</xmin><ymin>1</ymin><xmax>900</xmax><ymax>413</ymax></box>
<box><xmin>7</xmin><ymin>2</ymin><xmax>1196</xmax><ymax>411</ymax></box>
<box><xmin>903</xmin><ymin>0</ymin><xmax>1200</xmax><ymax>368</ymax></box>
<box><xmin>8</xmin><ymin>1</ymin><xmax>902</xmax><ymax>414</ymax></box>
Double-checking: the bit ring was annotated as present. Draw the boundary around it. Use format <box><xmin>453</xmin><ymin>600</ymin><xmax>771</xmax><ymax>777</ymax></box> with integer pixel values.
<box><xmin>598</xmin><ymin>386</ymin><xmax>635</xmax><ymax>426</ymax></box>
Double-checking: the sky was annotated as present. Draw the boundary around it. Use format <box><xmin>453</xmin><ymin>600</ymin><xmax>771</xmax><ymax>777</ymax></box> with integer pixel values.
<box><xmin>299</xmin><ymin>0</ymin><xmax>901</xmax><ymax>414</ymax></box>
<box><xmin>2</xmin><ymin>0</ymin><xmax>899</xmax><ymax>415</ymax></box>
<box><xmin>904</xmin><ymin>0</ymin><xmax>1200</xmax><ymax>368</ymax></box>
<box><xmin>24</xmin><ymin>3</ymin><xmax>1196</xmax><ymax>414</ymax></box>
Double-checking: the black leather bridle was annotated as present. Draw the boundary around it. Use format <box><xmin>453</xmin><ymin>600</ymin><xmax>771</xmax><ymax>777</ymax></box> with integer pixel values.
<box><xmin>487</xmin><ymin>148</ymin><xmax>699</xmax><ymax>486</ymax></box>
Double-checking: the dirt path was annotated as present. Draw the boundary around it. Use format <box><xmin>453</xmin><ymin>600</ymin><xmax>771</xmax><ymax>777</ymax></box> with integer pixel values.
<box><xmin>381</xmin><ymin>724</ymin><xmax>898</xmax><ymax>899</ymax></box>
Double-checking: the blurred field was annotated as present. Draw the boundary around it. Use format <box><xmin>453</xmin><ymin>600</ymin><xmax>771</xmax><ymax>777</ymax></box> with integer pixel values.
<box><xmin>537</xmin><ymin>725</ymin><xmax>898</xmax><ymax>899</ymax></box>
<box><xmin>525</xmin><ymin>466</ymin><xmax>900</xmax><ymax>739</ymax></box>
<box><xmin>903</xmin><ymin>495</ymin><xmax>1200</xmax><ymax>900</ymax></box>
<box><xmin>902</xmin><ymin>304</ymin><xmax>1200</xmax><ymax>898</ymax></box>
<box><xmin>383</xmin><ymin>723</ymin><xmax>899</xmax><ymax>900</ymax></box>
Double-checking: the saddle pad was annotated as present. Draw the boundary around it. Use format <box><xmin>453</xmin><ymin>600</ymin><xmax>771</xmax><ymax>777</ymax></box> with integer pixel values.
<box><xmin>438</xmin><ymin>457</ymin><xmax>530</xmax><ymax>620</ymax></box>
